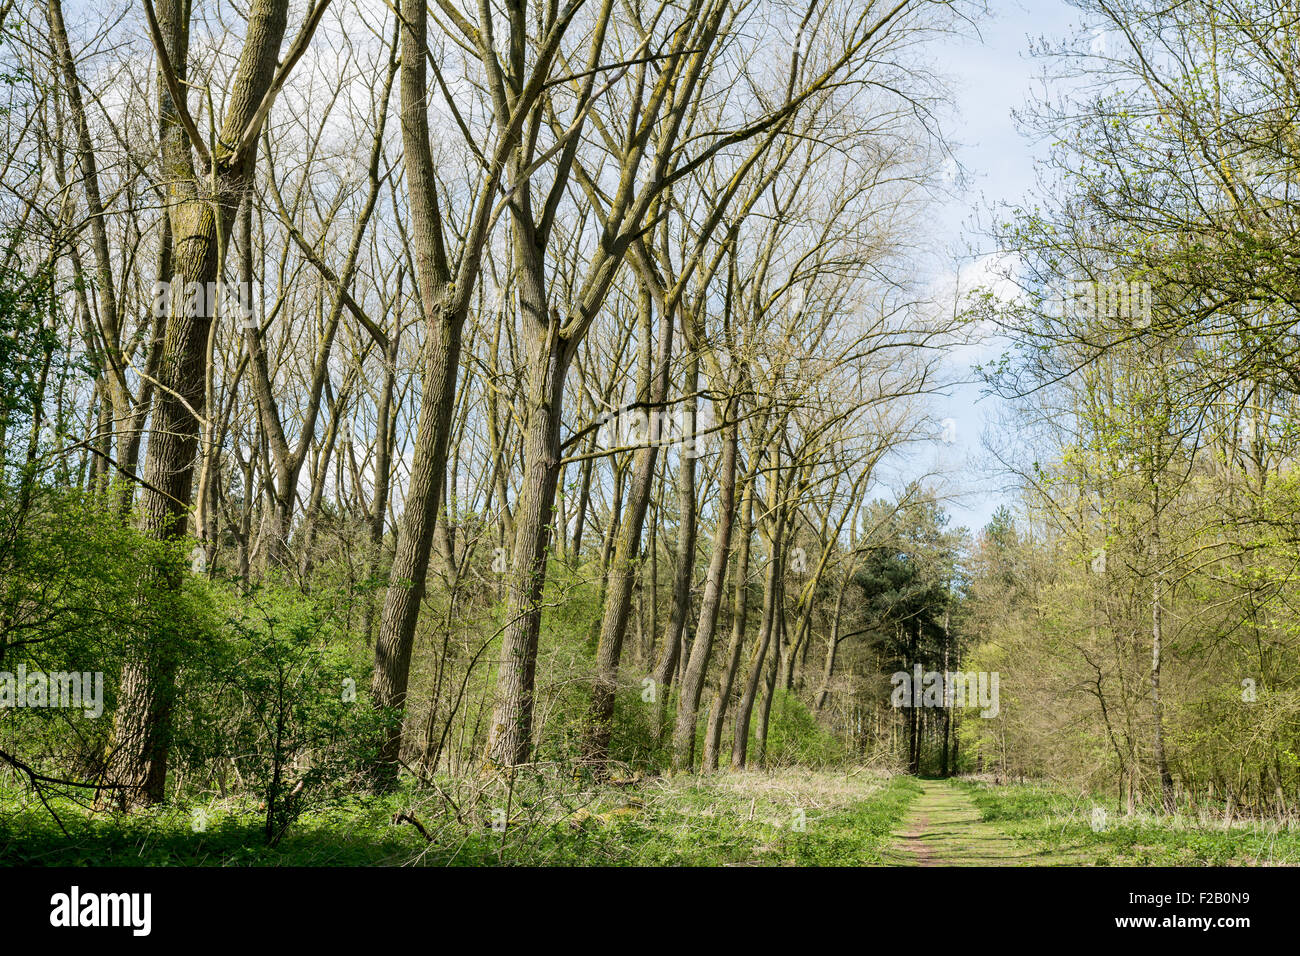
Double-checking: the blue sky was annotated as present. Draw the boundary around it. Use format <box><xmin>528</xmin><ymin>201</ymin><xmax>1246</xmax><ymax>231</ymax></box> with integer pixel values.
<box><xmin>902</xmin><ymin>0</ymin><xmax>1084</xmax><ymax>537</ymax></box>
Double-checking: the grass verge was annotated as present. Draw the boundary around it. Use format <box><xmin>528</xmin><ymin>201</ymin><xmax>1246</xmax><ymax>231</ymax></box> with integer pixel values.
<box><xmin>954</xmin><ymin>778</ymin><xmax>1300</xmax><ymax>865</ymax></box>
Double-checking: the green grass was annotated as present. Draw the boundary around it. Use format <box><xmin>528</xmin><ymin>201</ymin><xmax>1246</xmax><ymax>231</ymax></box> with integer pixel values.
<box><xmin>776</xmin><ymin>774</ymin><xmax>923</xmax><ymax>866</ymax></box>
<box><xmin>954</xmin><ymin>778</ymin><xmax>1300</xmax><ymax>865</ymax></box>
<box><xmin>884</xmin><ymin>778</ymin><xmax>1059</xmax><ymax>865</ymax></box>
<box><xmin>0</xmin><ymin>794</ymin><xmax>419</xmax><ymax>866</ymax></box>
<box><xmin>0</xmin><ymin>769</ymin><xmax>922</xmax><ymax>867</ymax></box>
<box><xmin>14</xmin><ymin>773</ymin><xmax>1290</xmax><ymax>866</ymax></box>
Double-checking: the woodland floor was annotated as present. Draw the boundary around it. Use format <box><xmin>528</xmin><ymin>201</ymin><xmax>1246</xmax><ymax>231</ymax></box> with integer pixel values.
<box><xmin>5</xmin><ymin>771</ymin><xmax>1298</xmax><ymax>865</ymax></box>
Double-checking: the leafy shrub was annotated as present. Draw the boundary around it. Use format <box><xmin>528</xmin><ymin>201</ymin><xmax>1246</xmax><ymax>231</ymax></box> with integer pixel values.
<box><xmin>0</xmin><ymin>483</ymin><xmax>195</xmax><ymax>787</ymax></box>
<box><xmin>174</xmin><ymin>584</ymin><xmax>381</xmax><ymax>845</ymax></box>
<box><xmin>758</xmin><ymin>690</ymin><xmax>847</xmax><ymax>768</ymax></box>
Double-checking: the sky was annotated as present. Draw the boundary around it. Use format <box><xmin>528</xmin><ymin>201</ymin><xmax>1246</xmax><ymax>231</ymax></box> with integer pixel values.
<box><xmin>897</xmin><ymin>0</ymin><xmax>1084</xmax><ymax>537</ymax></box>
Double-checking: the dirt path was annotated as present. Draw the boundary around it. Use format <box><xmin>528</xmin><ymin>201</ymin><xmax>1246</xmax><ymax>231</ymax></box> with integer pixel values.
<box><xmin>886</xmin><ymin>779</ymin><xmax>1052</xmax><ymax>866</ymax></box>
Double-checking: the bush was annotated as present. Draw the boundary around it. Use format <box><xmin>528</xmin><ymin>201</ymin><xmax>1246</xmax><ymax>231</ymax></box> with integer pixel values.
<box><xmin>175</xmin><ymin>584</ymin><xmax>382</xmax><ymax>845</ymax></box>
<box><xmin>758</xmin><ymin>691</ymin><xmax>848</xmax><ymax>768</ymax></box>
<box><xmin>0</xmin><ymin>483</ymin><xmax>195</xmax><ymax>787</ymax></box>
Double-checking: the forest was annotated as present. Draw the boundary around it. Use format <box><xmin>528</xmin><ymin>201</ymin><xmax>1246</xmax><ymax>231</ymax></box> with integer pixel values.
<box><xmin>1</xmin><ymin>0</ymin><xmax>1299</xmax><ymax>874</ymax></box>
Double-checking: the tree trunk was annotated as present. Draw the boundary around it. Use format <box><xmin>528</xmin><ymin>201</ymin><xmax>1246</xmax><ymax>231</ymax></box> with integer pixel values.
<box><xmin>671</xmin><ymin>407</ymin><xmax>736</xmax><ymax>769</ymax></box>
<box><xmin>1151</xmin><ymin>574</ymin><xmax>1175</xmax><ymax>811</ymax></box>
<box><xmin>814</xmin><ymin>572</ymin><xmax>851</xmax><ymax>711</ymax></box>
<box><xmin>941</xmin><ymin>611</ymin><xmax>950</xmax><ymax>777</ymax></box>
<box><xmin>731</xmin><ymin>470</ymin><xmax>784</xmax><ymax>769</ymax></box>
<box><xmin>650</xmin><ymin>413</ymin><xmax>698</xmax><ymax>740</ymax></box>
<box><xmin>484</xmin><ymin>197</ymin><xmax>572</xmax><ymax>765</ymax></box>
<box><xmin>111</xmin><ymin>0</ymin><xmax>295</xmax><ymax>807</ymax></box>
<box><xmin>367</xmin><ymin>0</ymin><xmax>468</xmax><ymax>787</ymax></box>
<box><xmin>484</xmin><ymin>332</ymin><xmax>570</xmax><ymax>767</ymax></box>
<box><xmin>754</xmin><ymin>590</ymin><xmax>785</xmax><ymax>768</ymax></box>
<box><xmin>703</xmin><ymin>464</ymin><xmax>753</xmax><ymax>771</ymax></box>
<box><xmin>587</xmin><ymin>291</ymin><xmax>672</xmax><ymax>763</ymax></box>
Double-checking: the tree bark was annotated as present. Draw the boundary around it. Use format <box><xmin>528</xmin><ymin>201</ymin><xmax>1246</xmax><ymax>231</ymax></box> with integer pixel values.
<box><xmin>731</xmin><ymin>457</ymin><xmax>784</xmax><ymax>769</ymax></box>
<box><xmin>671</xmin><ymin>405</ymin><xmax>736</xmax><ymax>769</ymax></box>
<box><xmin>586</xmin><ymin>290</ymin><xmax>672</xmax><ymax>763</ymax></box>
<box><xmin>484</xmin><ymin>319</ymin><xmax>571</xmax><ymax>767</ymax></box>
<box><xmin>368</xmin><ymin>0</ymin><xmax>472</xmax><ymax>787</ymax></box>
<box><xmin>111</xmin><ymin>0</ymin><xmax>298</xmax><ymax>807</ymax></box>
<box><xmin>702</xmin><ymin>462</ymin><xmax>754</xmax><ymax>771</ymax></box>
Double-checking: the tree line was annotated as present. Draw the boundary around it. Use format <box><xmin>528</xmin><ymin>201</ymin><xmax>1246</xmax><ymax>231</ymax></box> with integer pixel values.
<box><xmin>961</xmin><ymin>0</ymin><xmax>1300</xmax><ymax>819</ymax></box>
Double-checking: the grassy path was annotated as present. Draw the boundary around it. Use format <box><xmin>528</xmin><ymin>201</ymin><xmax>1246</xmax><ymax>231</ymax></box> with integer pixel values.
<box><xmin>886</xmin><ymin>778</ymin><xmax>1060</xmax><ymax>866</ymax></box>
